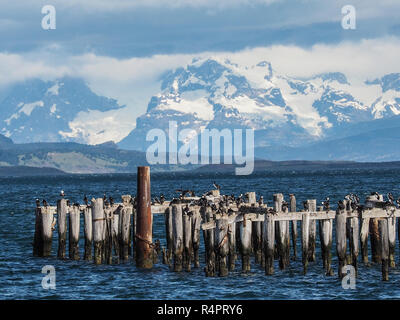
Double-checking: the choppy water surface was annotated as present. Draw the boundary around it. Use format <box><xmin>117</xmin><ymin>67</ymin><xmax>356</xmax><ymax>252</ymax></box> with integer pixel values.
<box><xmin>1</xmin><ymin>169</ymin><xmax>400</xmax><ymax>300</ymax></box>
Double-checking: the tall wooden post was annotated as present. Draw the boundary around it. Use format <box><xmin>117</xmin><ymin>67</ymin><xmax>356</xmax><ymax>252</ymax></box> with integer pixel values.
<box><xmin>57</xmin><ymin>199</ymin><xmax>68</xmax><ymax>259</ymax></box>
<box><xmin>388</xmin><ymin>216</ymin><xmax>396</xmax><ymax>268</ymax></box>
<box><xmin>216</xmin><ymin>216</ymin><xmax>229</xmax><ymax>277</ymax></box>
<box><xmin>301</xmin><ymin>211</ymin><xmax>310</xmax><ymax>275</ymax></box>
<box><xmin>68</xmin><ymin>204</ymin><xmax>80</xmax><ymax>260</ymax></box>
<box><xmin>240</xmin><ymin>214</ymin><xmax>252</xmax><ymax>272</ymax></box>
<box><xmin>307</xmin><ymin>199</ymin><xmax>317</xmax><ymax>262</ymax></box>
<box><xmin>264</xmin><ymin>213</ymin><xmax>275</xmax><ymax>275</ymax></box>
<box><xmin>83</xmin><ymin>206</ymin><xmax>93</xmax><ymax>261</ymax></box>
<box><xmin>172</xmin><ymin>204</ymin><xmax>183</xmax><ymax>272</ymax></box>
<box><xmin>289</xmin><ymin>194</ymin><xmax>297</xmax><ymax>260</ymax></box>
<box><xmin>379</xmin><ymin>218</ymin><xmax>389</xmax><ymax>281</ymax></box>
<box><xmin>336</xmin><ymin>207</ymin><xmax>347</xmax><ymax>279</ymax></box>
<box><xmin>92</xmin><ymin>198</ymin><xmax>105</xmax><ymax>265</ymax></box>
<box><xmin>136</xmin><ymin>166</ymin><xmax>153</xmax><ymax>269</ymax></box>
<box><xmin>192</xmin><ymin>207</ymin><xmax>201</xmax><ymax>268</ymax></box>
<box><xmin>360</xmin><ymin>216</ymin><xmax>370</xmax><ymax>264</ymax></box>
<box><xmin>41</xmin><ymin>206</ymin><xmax>54</xmax><ymax>257</ymax></box>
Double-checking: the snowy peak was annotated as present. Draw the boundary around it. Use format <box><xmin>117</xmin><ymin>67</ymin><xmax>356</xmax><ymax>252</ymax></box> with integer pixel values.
<box><xmin>0</xmin><ymin>77</ymin><xmax>124</xmax><ymax>143</ymax></box>
<box><xmin>119</xmin><ymin>57</ymin><xmax>400</xmax><ymax>152</ymax></box>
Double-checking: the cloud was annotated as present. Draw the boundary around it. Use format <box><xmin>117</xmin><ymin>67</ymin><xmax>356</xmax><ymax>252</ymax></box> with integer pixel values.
<box><xmin>1</xmin><ymin>37</ymin><xmax>400</xmax><ymax>142</ymax></box>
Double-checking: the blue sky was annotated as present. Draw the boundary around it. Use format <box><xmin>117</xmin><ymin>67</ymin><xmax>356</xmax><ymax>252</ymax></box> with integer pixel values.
<box><xmin>0</xmin><ymin>0</ymin><xmax>400</xmax><ymax>139</ymax></box>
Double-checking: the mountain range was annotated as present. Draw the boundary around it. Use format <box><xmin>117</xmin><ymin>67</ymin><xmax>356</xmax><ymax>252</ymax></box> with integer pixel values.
<box><xmin>0</xmin><ymin>57</ymin><xmax>400</xmax><ymax>170</ymax></box>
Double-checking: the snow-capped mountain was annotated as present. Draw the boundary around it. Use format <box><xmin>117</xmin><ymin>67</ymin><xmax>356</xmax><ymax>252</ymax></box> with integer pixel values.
<box><xmin>119</xmin><ymin>57</ymin><xmax>400</xmax><ymax>152</ymax></box>
<box><xmin>0</xmin><ymin>77</ymin><xmax>125</xmax><ymax>144</ymax></box>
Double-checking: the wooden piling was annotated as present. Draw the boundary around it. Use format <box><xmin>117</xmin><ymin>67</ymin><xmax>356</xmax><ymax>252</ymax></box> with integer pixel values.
<box><xmin>289</xmin><ymin>194</ymin><xmax>297</xmax><ymax>260</ymax></box>
<box><xmin>319</xmin><ymin>215</ymin><xmax>333</xmax><ymax>276</ymax></box>
<box><xmin>307</xmin><ymin>199</ymin><xmax>317</xmax><ymax>262</ymax></box>
<box><xmin>349</xmin><ymin>214</ymin><xmax>359</xmax><ymax>274</ymax></box>
<box><xmin>301</xmin><ymin>211</ymin><xmax>310</xmax><ymax>275</ymax></box>
<box><xmin>183</xmin><ymin>210</ymin><xmax>192</xmax><ymax>272</ymax></box>
<box><xmin>360</xmin><ymin>217</ymin><xmax>370</xmax><ymax>264</ymax></box>
<box><xmin>336</xmin><ymin>207</ymin><xmax>347</xmax><ymax>279</ymax></box>
<box><xmin>104</xmin><ymin>204</ymin><xmax>113</xmax><ymax>264</ymax></box>
<box><xmin>164</xmin><ymin>207</ymin><xmax>173</xmax><ymax>265</ymax></box>
<box><xmin>240</xmin><ymin>214</ymin><xmax>252</xmax><ymax>272</ymax></box>
<box><xmin>264</xmin><ymin>213</ymin><xmax>275</xmax><ymax>275</ymax></box>
<box><xmin>33</xmin><ymin>207</ymin><xmax>42</xmax><ymax>257</ymax></box>
<box><xmin>112</xmin><ymin>207</ymin><xmax>119</xmax><ymax>263</ymax></box>
<box><xmin>172</xmin><ymin>204</ymin><xmax>183</xmax><ymax>272</ymax></box>
<box><xmin>388</xmin><ymin>216</ymin><xmax>396</xmax><ymax>268</ymax></box>
<box><xmin>120</xmin><ymin>204</ymin><xmax>131</xmax><ymax>261</ymax></box>
<box><xmin>92</xmin><ymin>198</ymin><xmax>105</xmax><ymax>265</ymax></box>
<box><xmin>216</xmin><ymin>216</ymin><xmax>229</xmax><ymax>277</ymax></box>
<box><xmin>191</xmin><ymin>207</ymin><xmax>201</xmax><ymax>268</ymax></box>
<box><xmin>379</xmin><ymin>218</ymin><xmax>389</xmax><ymax>281</ymax></box>
<box><xmin>252</xmin><ymin>220</ymin><xmax>263</xmax><ymax>264</ymax></box>
<box><xmin>68</xmin><ymin>204</ymin><xmax>80</xmax><ymax>260</ymax></box>
<box><xmin>136</xmin><ymin>166</ymin><xmax>153</xmax><ymax>269</ymax></box>
<box><xmin>40</xmin><ymin>206</ymin><xmax>54</xmax><ymax>257</ymax></box>
<box><xmin>275</xmin><ymin>194</ymin><xmax>290</xmax><ymax>269</ymax></box>
<box><xmin>57</xmin><ymin>199</ymin><xmax>68</xmax><ymax>259</ymax></box>
<box><xmin>83</xmin><ymin>206</ymin><xmax>93</xmax><ymax>261</ymax></box>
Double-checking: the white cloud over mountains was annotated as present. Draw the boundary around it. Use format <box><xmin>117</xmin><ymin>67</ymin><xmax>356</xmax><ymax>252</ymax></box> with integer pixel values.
<box><xmin>0</xmin><ymin>37</ymin><xmax>400</xmax><ymax>143</ymax></box>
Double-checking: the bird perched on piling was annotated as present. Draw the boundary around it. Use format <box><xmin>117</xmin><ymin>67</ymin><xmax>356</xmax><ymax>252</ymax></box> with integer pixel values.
<box><xmin>109</xmin><ymin>196</ymin><xmax>114</xmax><ymax>206</ymax></box>
<box><xmin>387</xmin><ymin>193</ymin><xmax>394</xmax><ymax>204</ymax></box>
<box><xmin>213</xmin><ymin>181</ymin><xmax>221</xmax><ymax>190</ymax></box>
<box><xmin>303</xmin><ymin>201</ymin><xmax>309</xmax><ymax>211</ymax></box>
<box><xmin>160</xmin><ymin>194</ymin><xmax>165</xmax><ymax>204</ymax></box>
<box><xmin>35</xmin><ymin>199</ymin><xmax>41</xmax><ymax>208</ymax></box>
<box><xmin>282</xmin><ymin>200</ymin><xmax>289</xmax><ymax>212</ymax></box>
<box><xmin>338</xmin><ymin>200</ymin><xmax>345</xmax><ymax>210</ymax></box>
<box><xmin>42</xmin><ymin>199</ymin><xmax>48</xmax><ymax>207</ymax></box>
<box><xmin>372</xmin><ymin>192</ymin><xmax>380</xmax><ymax>200</ymax></box>
<box><xmin>66</xmin><ymin>199</ymin><xmax>71</xmax><ymax>207</ymax></box>
<box><xmin>153</xmin><ymin>197</ymin><xmax>161</xmax><ymax>204</ymax></box>
<box><xmin>60</xmin><ymin>190</ymin><xmax>65</xmax><ymax>198</ymax></box>
<box><xmin>258</xmin><ymin>196</ymin><xmax>264</xmax><ymax>206</ymax></box>
<box><xmin>83</xmin><ymin>195</ymin><xmax>88</xmax><ymax>205</ymax></box>
<box><xmin>103</xmin><ymin>193</ymin><xmax>107</xmax><ymax>202</ymax></box>
<box><xmin>396</xmin><ymin>197</ymin><xmax>400</xmax><ymax>208</ymax></box>
<box><xmin>322</xmin><ymin>197</ymin><xmax>330</xmax><ymax>211</ymax></box>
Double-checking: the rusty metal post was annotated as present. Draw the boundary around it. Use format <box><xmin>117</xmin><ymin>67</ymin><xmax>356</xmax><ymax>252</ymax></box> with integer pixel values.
<box><xmin>135</xmin><ymin>166</ymin><xmax>153</xmax><ymax>268</ymax></box>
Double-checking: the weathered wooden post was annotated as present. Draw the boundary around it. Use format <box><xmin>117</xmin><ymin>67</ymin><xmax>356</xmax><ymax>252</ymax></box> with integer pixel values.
<box><xmin>275</xmin><ymin>193</ymin><xmax>290</xmax><ymax>269</ymax></box>
<box><xmin>301</xmin><ymin>210</ymin><xmax>310</xmax><ymax>275</ymax></box>
<box><xmin>120</xmin><ymin>195</ymin><xmax>132</xmax><ymax>261</ymax></box>
<box><xmin>135</xmin><ymin>166</ymin><xmax>153</xmax><ymax>269</ymax></box>
<box><xmin>360</xmin><ymin>216</ymin><xmax>370</xmax><ymax>264</ymax></box>
<box><xmin>348</xmin><ymin>211</ymin><xmax>359</xmax><ymax>274</ymax></box>
<box><xmin>183</xmin><ymin>209</ymin><xmax>192</xmax><ymax>272</ymax></box>
<box><xmin>319</xmin><ymin>211</ymin><xmax>333</xmax><ymax>276</ymax></box>
<box><xmin>41</xmin><ymin>206</ymin><xmax>54</xmax><ymax>257</ymax></box>
<box><xmin>191</xmin><ymin>207</ymin><xmax>201</xmax><ymax>268</ymax></box>
<box><xmin>216</xmin><ymin>216</ymin><xmax>229</xmax><ymax>277</ymax></box>
<box><xmin>33</xmin><ymin>207</ymin><xmax>42</xmax><ymax>257</ymax></box>
<box><xmin>379</xmin><ymin>218</ymin><xmax>389</xmax><ymax>281</ymax></box>
<box><xmin>367</xmin><ymin>195</ymin><xmax>382</xmax><ymax>263</ymax></box>
<box><xmin>228</xmin><ymin>210</ymin><xmax>237</xmax><ymax>271</ymax></box>
<box><xmin>68</xmin><ymin>204</ymin><xmax>80</xmax><ymax>260</ymax></box>
<box><xmin>92</xmin><ymin>198</ymin><xmax>105</xmax><ymax>265</ymax></box>
<box><xmin>164</xmin><ymin>207</ymin><xmax>173</xmax><ymax>265</ymax></box>
<box><xmin>57</xmin><ymin>199</ymin><xmax>68</xmax><ymax>259</ymax></box>
<box><xmin>252</xmin><ymin>219</ymin><xmax>263</xmax><ymax>264</ymax></box>
<box><xmin>388</xmin><ymin>216</ymin><xmax>396</xmax><ymax>268</ymax></box>
<box><xmin>240</xmin><ymin>213</ymin><xmax>252</xmax><ymax>272</ymax></box>
<box><xmin>264</xmin><ymin>213</ymin><xmax>275</xmax><ymax>275</ymax></box>
<box><xmin>172</xmin><ymin>204</ymin><xmax>183</xmax><ymax>272</ymax></box>
<box><xmin>104</xmin><ymin>203</ymin><xmax>113</xmax><ymax>264</ymax></box>
<box><xmin>112</xmin><ymin>206</ymin><xmax>119</xmax><ymax>263</ymax></box>
<box><xmin>289</xmin><ymin>194</ymin><xmax>297</xmax><ymax>260</ymax></box>
<box><xmin>336</xmin><ymin>204</ymin><xmax>347</xmax><ymax>279</ymax></box>
<box><xmin>307</xmin><ymin>199</ymin><xmax>317</xmax><ymax>262</ymax></box>
<box><xmin>83</xmin><ymin>205</ymin><xmax>93</xmax><ymax>261</ymax></box>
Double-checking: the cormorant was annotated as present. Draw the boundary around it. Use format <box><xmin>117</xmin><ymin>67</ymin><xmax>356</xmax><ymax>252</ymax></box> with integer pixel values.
<box><xmin>83</xmin><ymin>195</ymin><xmax>88</xmax><ymax>205</ymax></box>
<box><xmin>213</xmin><ymin>181</ymin><xmax>221</xmax><ymax>190</ymax></box>
<box><xmin>42</xmin><ymin>199</ymin><xmax>48</xmax><ymax>207</ymax></box>
<box><xmin>160</xmin><ymin>194</ymin><xmax>165</xmax><ymax>204</ymax></box>
<box><xmin>388</xmin><ymin>193</ymin><xmax>394</xmax><ymax>204</ymax></box>
<box><xmin>60</xmin><ymin>190</ymin><xmax>65</xmax><ymax>198</ymax></box>
<box><xmin>322</xmin><ymin>197</ymin><xmax>330</xmax><ymax>211</ymax></box>
<box><xmin>109</xmin><ymin>196</ymin><xmax>114</xmax><ymax>206</ymax></box>
<box><xmin>258</xmin><ymin>196</ymin><xmax>264</xmax><ymax>206</ymax></box>
<box><xmin>338</xmin><ymin>200</ymin><xmax>345</xmax><ymax>210</ymax></box>
<box><xmin>303</xmin><ymin>201</ymin><xmax>309</xmax><ymax>211</ymax></box>
<box><xmin>35</xmin><ymin>199</ymin><xmax>40</xmax><ymax>208</ymax></box>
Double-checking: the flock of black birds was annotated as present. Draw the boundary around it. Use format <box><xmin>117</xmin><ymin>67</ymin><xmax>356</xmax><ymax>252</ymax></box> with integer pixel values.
<box><xmin>35</xmin><ymin>183</ymin><xmax>400</xmax><ymax>214</ymax></box>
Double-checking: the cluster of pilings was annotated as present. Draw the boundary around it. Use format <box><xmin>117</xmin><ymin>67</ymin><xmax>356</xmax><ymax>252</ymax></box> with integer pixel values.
<box><xmin>32</xmin><ymin>167</ymin><xmax>400</xmax><ymax>281</ymax></box>
<box><xmin>33</xmin><ymin>167</ymin><xmax>157</xmax><ymax>269</ymax></box>
<box><xmin>163</xmin><ymin>191</ymin><xmax>400</xmax><ymax>281</ymax></box>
